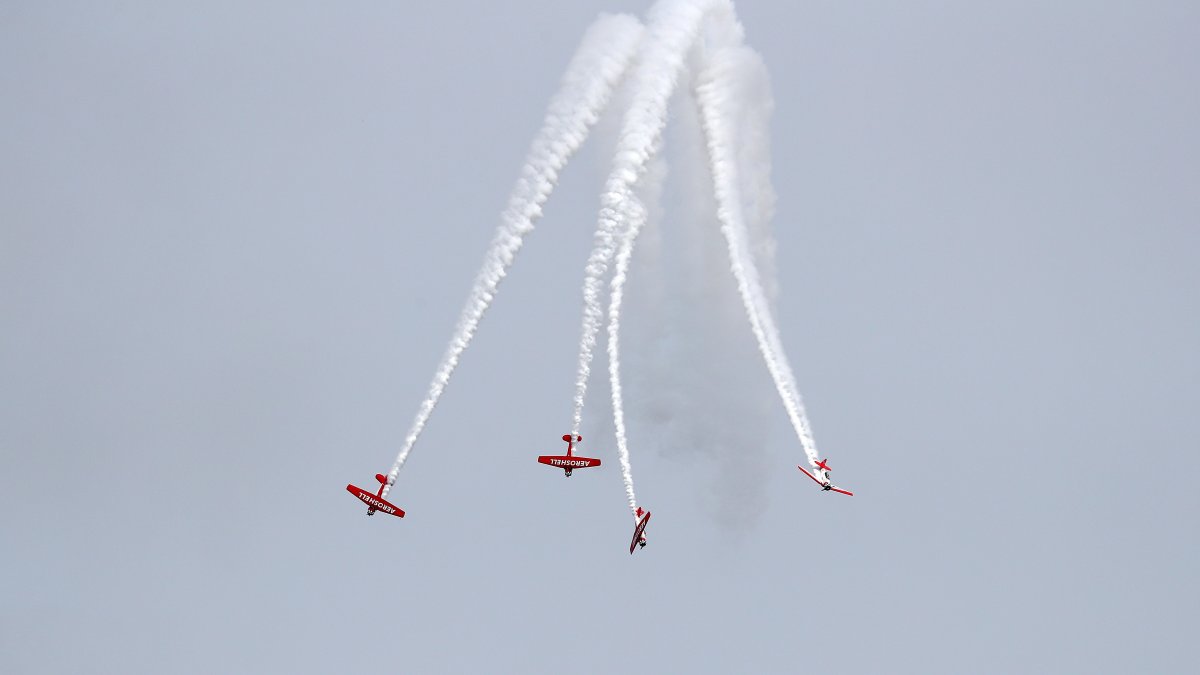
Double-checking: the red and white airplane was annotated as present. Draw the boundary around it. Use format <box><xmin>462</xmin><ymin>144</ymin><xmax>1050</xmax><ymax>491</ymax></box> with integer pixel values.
<box><xmin>537</xmin><ymin>434</ymin><xmax>601</xmax><ymax>477</ymax></box>
<box><xmin>345</xmin><ymin>473</ymin><xmax>406</xmax><ymax>518</ymax></box>
<box><xmin>629</xmin><ymin>507</ymin><xmax>651</xmax><ymax>554</ymax></box>
<box><xmin>797</xmin><ymin>459</ymin><xmax>854</xmax><ymax>496</ymax></box>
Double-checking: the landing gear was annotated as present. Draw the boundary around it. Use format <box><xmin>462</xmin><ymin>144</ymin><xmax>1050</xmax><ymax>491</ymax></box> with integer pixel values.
<box><xmin>565</xmin><ymin>470</ymin><xmax>573</xmax><ymax>478</ymax></box>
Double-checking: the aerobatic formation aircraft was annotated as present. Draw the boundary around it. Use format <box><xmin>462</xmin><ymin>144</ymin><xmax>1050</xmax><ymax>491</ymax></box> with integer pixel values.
<box><xmin>629</xmin><ymin>507</ymin><xmax>651</xmax><ymax>554</ymax></box>
<box><xmin>348</xmin><ymin>445</ymin><xmax>852</xmax><ymax>556</ymax></box>
<box><xmin>346</xmin><ymin>473</ymin><xmax>406</xmax><ymax>518</ymax></box>
<box><xmin>797</xmin><ymin>458</ymin><xmax>854</xmax><ymax>496</ymax></box>
<box><xmin>537</xmin><ymin>434</ymin><xmax>601</xmax><ymax>477</ymax></box>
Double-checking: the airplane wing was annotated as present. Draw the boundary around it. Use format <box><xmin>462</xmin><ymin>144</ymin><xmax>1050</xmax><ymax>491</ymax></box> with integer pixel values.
<box><xmin>629</xmin><ymin>511</ymin><xmax>651</xmax><ymax>554</ymax></box>
<box><xmin>797</xmin><ymin>466</ymin><xmax>854</xmax><ymax>496</ymax></box>
<box><xmin>797</xmin><ymin>465</ymin><xmax>825</xmax><ymax>486</ymax></box>
<box><xmin>346</xmin><ymin>484</ymin><xmax>406</xmax><ymax>518</ymax></box>
<box><xmin>537</xmin><ymin>455</ymin><xmax>601</xmax><ymax>469</ymax></box>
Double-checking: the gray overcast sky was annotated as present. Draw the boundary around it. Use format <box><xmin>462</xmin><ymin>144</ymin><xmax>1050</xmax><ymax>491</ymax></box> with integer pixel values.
<box><xmin>2</xmin><ymin>2</ymin><xmax>1197</xmax><ymax>673</ymax></box>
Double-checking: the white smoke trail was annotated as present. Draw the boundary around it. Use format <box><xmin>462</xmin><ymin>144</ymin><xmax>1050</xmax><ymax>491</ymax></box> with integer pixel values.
<box><xmin>614</xmin><ymin>51</ymin><xmax>775</xmax><ymax>531</ymax></box>
<box><xmin>384</xmin><ymin>14</ymin><xmax>645</xmax><ymax>494</ymax></box>
<box><xmin>606</xmin><ymin>163</ymin><xmax>662</xmax><ymax>514</ymax></box>
<box><xmin>693</xmin><ymin>31</ymin><xmax>821</xmax><ymax>467</ymax></box>
<box><xmin>570</xmin><ymin>0</ymin><xmax>734</xmax><ymax>518</ymax></box>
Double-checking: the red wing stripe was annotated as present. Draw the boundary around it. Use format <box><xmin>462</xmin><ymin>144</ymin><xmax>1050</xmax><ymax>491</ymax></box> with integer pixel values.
<box><xmin>830</xmin><ymin>487</ymin><xmax>854</xmax><ymax>496</ymax></box>
<box><xmin>797</xmin><ymin>466</ymin><xmax>824</xmax><ymax>485</ymax></box>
